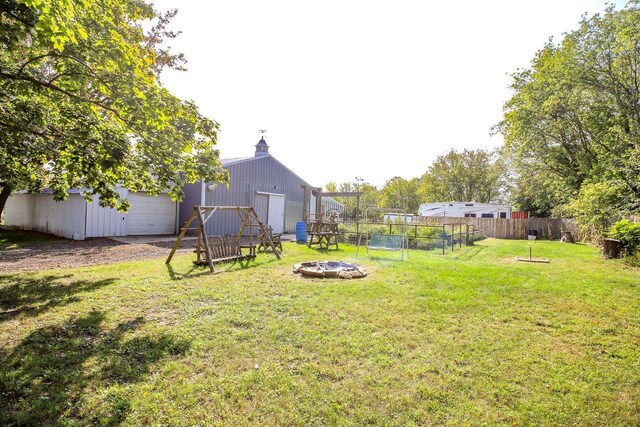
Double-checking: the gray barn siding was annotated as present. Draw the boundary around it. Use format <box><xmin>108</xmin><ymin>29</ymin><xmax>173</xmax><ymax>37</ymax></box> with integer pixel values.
<box><xmin>180</xmin><ymin>183</ymin><xmax>202</xmax><ymax>223</ymax></box>
<box><xmin>285</xmin><ymin>201</ymin><xmax>303</xmax><ymax>232</ymax></box>
<box><xmin>178</xmin><ymin>156</ymin><xmax>308</xmax><ymax>235</ymax></box>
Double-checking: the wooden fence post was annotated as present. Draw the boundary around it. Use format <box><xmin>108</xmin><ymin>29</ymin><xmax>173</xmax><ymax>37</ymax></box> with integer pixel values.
<box><xmin>451</xmin><ymin>224</ymin><xmax>455</xmax><ymax>252</ymax></box>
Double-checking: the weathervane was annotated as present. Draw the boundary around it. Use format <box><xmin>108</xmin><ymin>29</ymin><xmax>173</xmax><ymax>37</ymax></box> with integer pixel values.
<box><xmin>259</xmin><ymin>129</ymin><xmax>267</xmax><ymax>134</ymax></box>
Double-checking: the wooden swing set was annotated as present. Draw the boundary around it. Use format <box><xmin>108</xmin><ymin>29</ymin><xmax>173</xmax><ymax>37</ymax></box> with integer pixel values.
<box><xmin>166</xmin><ymin>206</ymin><xmax>282</xmax><ymax>273</ymax></box>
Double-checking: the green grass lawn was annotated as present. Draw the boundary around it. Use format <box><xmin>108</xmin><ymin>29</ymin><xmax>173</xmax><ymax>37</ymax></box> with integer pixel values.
<box><xmin>1</xmin><ymin>239</ymin><xmax>639</xmax><ymax>426</ymax></box>
<box><xmin>0</xmin><ymin>226</ymin><xmax>66</xmax><ymax>249</ymax></box>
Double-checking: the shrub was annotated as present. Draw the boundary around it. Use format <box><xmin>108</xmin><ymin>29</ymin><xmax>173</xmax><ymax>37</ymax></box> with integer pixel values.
<box><xmin>622</xmin><ymin>253</ymin><xmax>640</xmax><ymax>268</ymax></box>
<box><xmin>609</xmin><ymin>219</ymin><xmax>640</xmax><ymax>256</ymax></box>
<box><xmin>565</xmin><ymin>181</ymin><xmax>625</xmax><ymax>242</ymax></box>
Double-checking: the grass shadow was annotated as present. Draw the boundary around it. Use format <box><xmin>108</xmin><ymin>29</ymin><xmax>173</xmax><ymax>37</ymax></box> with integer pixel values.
<box><xmin>0</xmin><ymin>274</ymin><xmax>117</xmax><ymax>322</ymax></box>
<box><xmin>0</xmin><ymin>226</ymin><xmax>67</xmax><ymax>250</ymax></box>
<box><xmin>165</xmin><ymin>263</ymin><xmax>212</xmax><ymax>280</ymax></box>
<box><xmin>166</xmin><ymin>255</ymin><xmax>280</xmax><ymax>279</ymax></box>
<box><xmin>219</xmin><ymin>256</ymin><xmax>280</xmax><ymax>273</ymax></box>
<box><xmin>0</xmin><ymin>310</ymin><xmax>191</xmax><ymax>425</ymax></box>
<box><xmin>450</xmin><ymin>245</ymin><xmax>486</xmax><ymax>260</ymax></box>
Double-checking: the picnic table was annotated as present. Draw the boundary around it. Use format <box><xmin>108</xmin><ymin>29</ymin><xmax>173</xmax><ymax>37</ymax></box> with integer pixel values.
<box><xmin>307</xmin><ymin>219</ymin><xmax>340</xmax><ymax>249</ymax></box>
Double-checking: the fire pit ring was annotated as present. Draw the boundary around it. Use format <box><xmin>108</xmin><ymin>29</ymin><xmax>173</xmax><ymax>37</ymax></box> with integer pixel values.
<box><xmin>293</xmin><ymin>261</ymin><xmax>367</xmax><ymax>279</ymax></box>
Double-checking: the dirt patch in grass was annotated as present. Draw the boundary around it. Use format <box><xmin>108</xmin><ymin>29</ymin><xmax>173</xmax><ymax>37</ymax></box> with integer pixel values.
<box><xmin>0</xmin><ymin>238</ymin><xmax>192</xmax><ymax>273</ymax></box>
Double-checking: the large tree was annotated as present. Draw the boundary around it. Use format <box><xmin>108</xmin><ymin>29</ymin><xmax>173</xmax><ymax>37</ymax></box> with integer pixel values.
<box><xmin>380</xmin><ymin>177</ymin><xmax>421</xmax><ymax>213</ymax></box>
<box><xmin>419</xmin><ymin>148</ymin><xmax>508</xmax><ymax>204</ymax></box>
<box><xmin>497</xmin><ymin>2</ymin><xmax>640</xmax><ymax>224</ymax></box>
<box><xmin>0</xmin><ymin>0</ymin><xmax>228</xmax><ymax>221</ymax></box>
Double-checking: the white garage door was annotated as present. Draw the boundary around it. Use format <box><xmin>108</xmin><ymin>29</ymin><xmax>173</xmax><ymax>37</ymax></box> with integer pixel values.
<box><xmin>127</xmin><ymin>192</ymin><xmax>177</xmax><ymax>235</ymax></box>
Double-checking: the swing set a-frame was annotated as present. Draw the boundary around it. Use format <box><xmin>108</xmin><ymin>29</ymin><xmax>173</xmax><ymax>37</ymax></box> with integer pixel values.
<box><xmin>166</xmin><ymin>206</ymin><xmax>281</xmax><ymax>273</ymax></box>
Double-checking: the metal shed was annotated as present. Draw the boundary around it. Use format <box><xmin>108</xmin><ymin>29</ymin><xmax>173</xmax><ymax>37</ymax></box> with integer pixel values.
<box><xmin>3</xmin><ymin>188</ymin><xmax>178</xmax><ymax>240</ymax></box>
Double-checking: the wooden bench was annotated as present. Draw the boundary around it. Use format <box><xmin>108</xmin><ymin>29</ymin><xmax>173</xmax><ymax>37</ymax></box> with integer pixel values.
<box><xmin>193</xmin><ymin>235</ymin><xmax>256</xmax><ymax>267</ymax></box>
<box><xmin>257</xmin><ymin>226</ymin><xmax>283</xmax><ymax>252</ymax></box>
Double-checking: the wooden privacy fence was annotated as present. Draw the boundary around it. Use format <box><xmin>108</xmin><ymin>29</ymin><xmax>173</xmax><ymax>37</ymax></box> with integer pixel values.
<box><xmin>415</xmin><ymin>217</ymin><xmax>580</xmax><ymax>240</ymax></box>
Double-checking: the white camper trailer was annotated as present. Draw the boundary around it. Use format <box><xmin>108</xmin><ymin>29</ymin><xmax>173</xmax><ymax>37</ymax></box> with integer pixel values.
<box><xmin>418</xmin><ymin>202</ymin><xmax>511</xmax><ymax>219</ymax></box>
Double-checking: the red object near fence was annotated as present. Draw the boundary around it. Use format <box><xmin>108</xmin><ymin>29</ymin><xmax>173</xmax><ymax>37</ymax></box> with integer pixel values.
<box><xmin>511</xmin><ymin>211</ymin><xmax>529</xmax><ymax>219</ymax></box>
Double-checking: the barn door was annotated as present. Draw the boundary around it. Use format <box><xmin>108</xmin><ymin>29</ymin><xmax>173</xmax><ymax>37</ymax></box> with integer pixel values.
<box><xmin>267</xmin><ymin>194</ymin><xmax>285</xmax><ymax>234</ymax></box>
<box><xmin>253</xmin><ymin>193</ymin><xmax>269</xmax><ymax>236</ymax></box>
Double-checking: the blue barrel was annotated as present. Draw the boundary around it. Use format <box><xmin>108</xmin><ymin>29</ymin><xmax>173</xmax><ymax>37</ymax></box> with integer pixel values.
<box><xmin>296</xmin><ymin>221</ymin><xmax>308</xmax><ymax>243</ymax></box>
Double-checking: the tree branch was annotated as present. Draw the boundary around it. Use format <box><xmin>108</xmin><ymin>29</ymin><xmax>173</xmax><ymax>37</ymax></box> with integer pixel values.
<box><xmin>0</xmin><ymin>71</ymin><xmax>128</xmax><ymax>124</ymax></box>
<box><xmin>48</xmin><ymin>71</ymin><xmax>99</xmax><ymax>84</ymax></box>
<box><xmin>18</xmin><ymin>51</ymin><xmax>56</xmax><ymax>74</ymax></box>
<box><xmin>17</xmin><ymin>51</ymin><xmax>114</xmax><ymax>89</ymax></box>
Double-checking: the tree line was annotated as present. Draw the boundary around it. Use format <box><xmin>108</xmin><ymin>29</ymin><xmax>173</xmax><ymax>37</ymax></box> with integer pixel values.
<box><xmin>325</xmin><ymin>147</ymin><xmax>509</xmax><ymax>216</ymax></box>
<box><xmin>329</xmin><ymin>2</ymin><xmax>640</xmax><ymax>235</ymax></box>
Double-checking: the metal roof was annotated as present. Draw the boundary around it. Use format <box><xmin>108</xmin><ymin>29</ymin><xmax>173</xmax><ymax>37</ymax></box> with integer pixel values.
<box><xmin>220</xmin><ymin>154</ymin><xmax>312</xmax><ymax>187</ymax></box>
<box><xmin>220</xmin><ymin>156</ymin><xmax>254</xmax><ymax>166</ymax></box>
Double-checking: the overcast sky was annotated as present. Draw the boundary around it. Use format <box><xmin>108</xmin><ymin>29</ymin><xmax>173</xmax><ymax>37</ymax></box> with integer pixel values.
<box><xmin>153</xmin><ymin>0</ymin><xmax>624</xmax><ymax>189</ymax></box>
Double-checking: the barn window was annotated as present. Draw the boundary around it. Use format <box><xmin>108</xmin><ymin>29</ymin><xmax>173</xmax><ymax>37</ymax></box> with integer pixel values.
<box><xmin>481</xmin><ymin>213</ymin><xmax>494</xmax><ymax>218</ymax></box>
<box><xmin>500</xmin><ymin>212</ymin><xmax>507</xmax><ymax>218</ymax></box>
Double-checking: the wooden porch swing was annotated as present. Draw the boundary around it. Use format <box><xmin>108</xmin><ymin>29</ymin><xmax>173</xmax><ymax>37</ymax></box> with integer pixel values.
<box><xmin>166</xmin><ymin>206</ymin><xmax>282</xmax><ymax>273</ymax></box>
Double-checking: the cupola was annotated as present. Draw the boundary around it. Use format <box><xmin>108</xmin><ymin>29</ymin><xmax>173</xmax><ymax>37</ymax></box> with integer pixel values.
<box><xmin>255</xmin><ymin>136</ymin><xmax>269</xmax><ymax>157</ymax></box>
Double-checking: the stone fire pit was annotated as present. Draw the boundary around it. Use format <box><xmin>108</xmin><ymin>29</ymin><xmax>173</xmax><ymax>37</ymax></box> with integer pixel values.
<box><xmin>293</xmin><ymin>261</ymin><xmax>368</xmax><ymax>279</ymax></box>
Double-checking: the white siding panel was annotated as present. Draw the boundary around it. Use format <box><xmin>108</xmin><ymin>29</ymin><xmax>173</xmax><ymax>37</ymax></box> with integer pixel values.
<box><xmin>127</xmin><ymin>192</ymin><xmax>177</xmax><ymax>235</ymax></box>
<box><xmin>267</xmin><ymin>194</ymin><xmax>285</xmax><ymax>234</ymax></box>
<box><xmin>4</xmin><ymin>193</ymin><xmax>86</xmax><ymax>240</ymax></box>
<box><xmin>4</xmin><ymin>194</ymin><xmax>36</xmax><ymax>230</ymax></box>
<box><xmin>85</xmin><ymin>188</ymin><xmax>128</xmax><ymax>238</ymax></box>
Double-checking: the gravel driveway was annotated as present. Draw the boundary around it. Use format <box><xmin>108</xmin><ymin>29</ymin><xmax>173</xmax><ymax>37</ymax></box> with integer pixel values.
<box><xmin>0</xmin><ymin>238</ymin><xmax>193</xmax><ymax>273</ymax></box>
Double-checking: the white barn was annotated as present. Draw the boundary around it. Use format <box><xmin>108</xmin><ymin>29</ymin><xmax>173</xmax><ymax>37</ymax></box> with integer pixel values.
<box><xmin>418</xmin><ymin>202</ymin><xmax>511</xmax><ymax>219</ymax></box>
<box><xmin>3</xmin><ymin>188</ymin><xmax>178</xmax><ymax>240</ymax></box>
